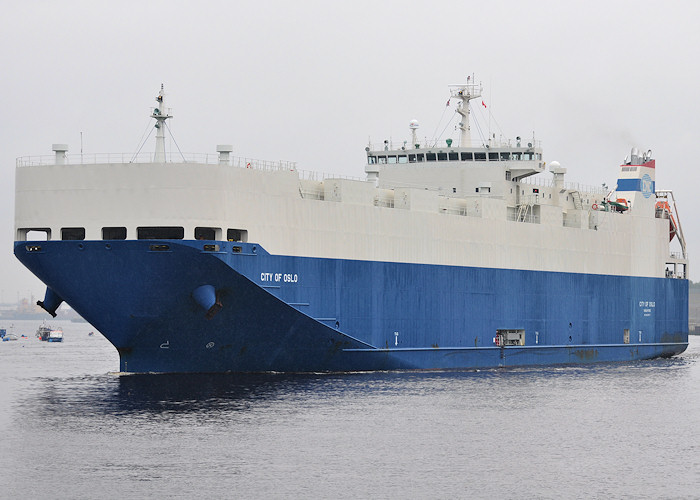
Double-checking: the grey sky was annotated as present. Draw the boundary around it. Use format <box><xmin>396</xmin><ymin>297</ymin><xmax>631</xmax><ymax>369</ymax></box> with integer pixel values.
<box><xmin>2</xmin><ymin>0</ymin><xmax>699</xmax><ymax>301</ymax></box>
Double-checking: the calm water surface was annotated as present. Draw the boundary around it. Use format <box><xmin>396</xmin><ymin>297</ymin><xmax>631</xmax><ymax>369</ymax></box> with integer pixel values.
<box><xmin>1</xmin><ymin>320</ymin><xmax>699</xmax><ymax>499</ymax></box>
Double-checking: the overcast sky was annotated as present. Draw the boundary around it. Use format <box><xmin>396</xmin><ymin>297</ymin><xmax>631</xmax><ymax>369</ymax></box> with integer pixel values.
<box><xmin>2</xmin><ymin>0</ymin><xmax>699</xmax><ymax>301</ymax></box>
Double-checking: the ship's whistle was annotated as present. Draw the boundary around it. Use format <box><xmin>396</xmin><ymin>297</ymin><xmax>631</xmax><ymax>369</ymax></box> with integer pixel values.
<box><xmin>37</xmin><ymin>287</ymin><xmax>64</xmax><ymax>318</ymax></box>
<box><xmin>192</xmin><ymin>284</ymin><xmax>222</xmax><ymax>320</ymax></box>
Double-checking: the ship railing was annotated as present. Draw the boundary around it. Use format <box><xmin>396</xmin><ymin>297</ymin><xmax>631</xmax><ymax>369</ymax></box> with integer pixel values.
<box><xmin>665</xmin><ymin>269</ymin><xmax>687</xmax><ymax>279</ymax></box>
<box><xmin>16</xmin><ymin>152</ymin><xmax>382</xmax><ymax>185</ymax></box>
<box><xmin>16</xmin><ymin>152</ymin><xmax>298</xmax><ymax>172</ymax></box>
<box><xmin>520</xmin><ymin>193</ymin><xmax>540</xmax><ymax>206</ymax></box>
<box><xmin>230</xmin><ymin>156</ymin><xmax>298</xmax><ymax>172</ymax></box>
<box><xmin>378</xmin><ymin>180</ymin><xmax>444</xmax><ymax>192</ymax></box>
<box><xmin>520</xmin><ymin>176</ymin><xmax>607</xmax><ymax>196</ymax></box>
<box><xmin>297</xmin><ymin>169</ymin><xmax>366</xmax><ymax>182</ymax></box>
<box><xmin>366</xmin><ymin>138</ymin><xmax>543</xmax><ymax>151</ymax></box>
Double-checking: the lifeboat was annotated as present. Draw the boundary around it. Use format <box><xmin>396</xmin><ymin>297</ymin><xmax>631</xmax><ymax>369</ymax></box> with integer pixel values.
<box><xmin>605</xmin><ymin>198</ymin><xmax>629</xmax><ymax>213</ymax></box>
<box><xmin>655</xmin><ymin>200</ymin><xmax>678</xmax><ymax>242</ymax></box>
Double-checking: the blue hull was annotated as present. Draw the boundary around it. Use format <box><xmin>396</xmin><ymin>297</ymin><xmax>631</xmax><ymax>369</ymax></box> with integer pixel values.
<box><xmin>15</xmin><ymin>240</ymin><xmax>688</xmax><ymax>373</ymax></box>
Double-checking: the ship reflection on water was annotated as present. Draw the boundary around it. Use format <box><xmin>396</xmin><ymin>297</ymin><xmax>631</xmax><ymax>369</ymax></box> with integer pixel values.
<box><xmin>114</xmin><ymin>372</ymin><xmax>322</xmax><ymax>415</ymax></box>
<box><xmin>7</xmin><ymin>344</ymin><xmax>700</xmax><ymax>500</ymax></box>
<box><xmin>19</xmin><ymin>372</ymin><xmax>336</xmax><ymax>421</ymax></box>
<box><xmin>16</xmin><ymin>352</ymin><xmax>697</xmax><ymax>423</ymax></box>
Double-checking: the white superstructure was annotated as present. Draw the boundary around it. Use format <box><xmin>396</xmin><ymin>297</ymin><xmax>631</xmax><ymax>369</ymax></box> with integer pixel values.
<box><xmin>14</xmin><ymin>82</ymin><xmax>688</xmax><ymax>281</ymax></box>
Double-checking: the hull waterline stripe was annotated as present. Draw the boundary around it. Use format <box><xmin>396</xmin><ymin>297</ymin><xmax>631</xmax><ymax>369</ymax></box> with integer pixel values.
<box><xmin>343</xmin><ymin>341</ymin><xmax>688</xmax><ymax>352</ymax></box>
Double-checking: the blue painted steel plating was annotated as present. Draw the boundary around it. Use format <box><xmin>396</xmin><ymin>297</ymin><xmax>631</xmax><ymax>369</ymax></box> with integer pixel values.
<box><xmin>192</xmin><ymin>285</ymin><xmax>217</xmax><ymax>311</ymax></box>
<box><xmin>14</xmin><ymin>239</ymin><xmax>688</xmax><ymax>373</ymax></box>
<box><xmin>616</xmin><ymin>177</ymin><xmax>655</xmax><ymax>194</ymax></box>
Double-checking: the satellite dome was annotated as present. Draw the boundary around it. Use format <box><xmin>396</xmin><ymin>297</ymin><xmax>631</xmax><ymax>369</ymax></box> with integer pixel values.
<box><xmin>409</xmin><ymin>119</ymin><xmax>420</xmax><ymax>129</ymax></box>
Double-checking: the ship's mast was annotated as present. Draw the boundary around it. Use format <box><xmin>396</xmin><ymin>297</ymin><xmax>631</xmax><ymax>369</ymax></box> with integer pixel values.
<box><xmin>449</xmin><ymin>76</ymin><xmax>482</xmax><ymax>147</ymax></box>
<box><xmin>152</xmin><ymin>84</ymin><xmax>172</xmax><ymax>163</ymax></box>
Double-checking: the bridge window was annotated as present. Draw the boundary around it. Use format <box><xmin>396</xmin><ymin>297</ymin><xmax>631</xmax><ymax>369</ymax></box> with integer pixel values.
<box><xmin>415</xmin><ymin>153</ymin><xmax>424</xmax><ymax>162</ymax></box>
<box><xmin>426</xmin><ymin>153</ymin><xmax>437</xmax><ymax>161</ymax></box>
<box><xmin>387</xmin><ymin>155</ymin><xmax>397</xmax><ymax>164</ymax></box>
<box><xmin>500</xmin><ymin>152</ymin><xmax>510</xmax><ymax>161</ymax></box>
<box><xmin>368</xmin><ymin>156</ymin><xmax>377</xmax><ymax>164</ymax></box>
<box><xmin>378</xmin><ymin>156</ymin><xmax>387</xmax><ymax>164</ymax></box>
<box><xmin>448</xmin><ymin>152</ymin><xmax>459</xmax><ymax>160</ymax></box>
<box><xmin>61</xmin><ymin>227</ymin><xmax>85</xmax><ymax>240</ymax></box>
<box><xmin>474</xmin><ymin>152</ymin><xmax>486</xmax><ymax>161</ymax></box>
<box><xmin>437</xmin><ymin>152</ymin><xmax>448</xmax><ymax>161</ymax></box>
<box><xmin>102</xmin><ymin>227</ymin><xmax>126</xmax><ymax>240</ymax></box>
<box><xmin>398</xmin><ymin>155</ymin><xmax>408</xmax><ymax>164</ymax></box>
<box><xmin>461</xmin><ymin>152</ymin><xmax>473</xmax><ymax>161</ymax></box>
<box><xmin>137</xmin><ymin>226</ymin><xmax>184</xmax><ymax>240</ymax></box>
<box><xmin>488</xmin><ymin>152</ymin><xmax>499</xmax><ymax>161</ymax></box>
<box><xmin>512</xmin><ymin>152</ymin><xmax>522</xmax><ymax>160</ymax></box>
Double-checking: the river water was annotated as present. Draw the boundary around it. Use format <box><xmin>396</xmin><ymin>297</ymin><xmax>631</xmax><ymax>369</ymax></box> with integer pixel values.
<box><xmin>1</xmin><ymin>320</ymin><xmax>699</xmax><ymax>499</ymax></box>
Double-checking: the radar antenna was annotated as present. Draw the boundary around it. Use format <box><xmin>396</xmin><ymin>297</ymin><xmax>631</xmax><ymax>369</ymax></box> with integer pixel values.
<box><xmin>449</xmin><ymin>75</ymin><xmax>482</xmax><ymax>147</ymax></box>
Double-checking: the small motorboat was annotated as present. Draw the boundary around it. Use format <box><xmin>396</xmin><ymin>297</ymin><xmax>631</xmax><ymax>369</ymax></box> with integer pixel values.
<box><xmin>36</xmin><ymin>323</ymin><xmax>64</xmax><ymax>342</ymax></box>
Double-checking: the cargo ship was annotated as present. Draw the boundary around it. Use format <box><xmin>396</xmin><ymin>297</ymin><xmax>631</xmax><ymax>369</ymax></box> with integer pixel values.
<box><xmin>14</xmin><ymin>80</ymin><xmax>689</xmax><ymax>373</ymax></box>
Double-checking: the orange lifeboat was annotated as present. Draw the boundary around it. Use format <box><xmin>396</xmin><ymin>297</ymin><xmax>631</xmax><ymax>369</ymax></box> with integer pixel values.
<box><xmin>655</xmin><ymin>200</ymin><xmax>678</xmax><ymax>242</ymax></box>
<box><xmin>607</xmin><ymin>198</ymin><xmax>629</xmax><ymax>212</ymax></box>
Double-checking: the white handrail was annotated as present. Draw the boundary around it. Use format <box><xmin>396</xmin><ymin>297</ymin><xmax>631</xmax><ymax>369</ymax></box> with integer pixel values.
<box><xmin>16</xmin><ymin>152</ymin><xmax>297</xmax><ymax>172</ymax></box>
